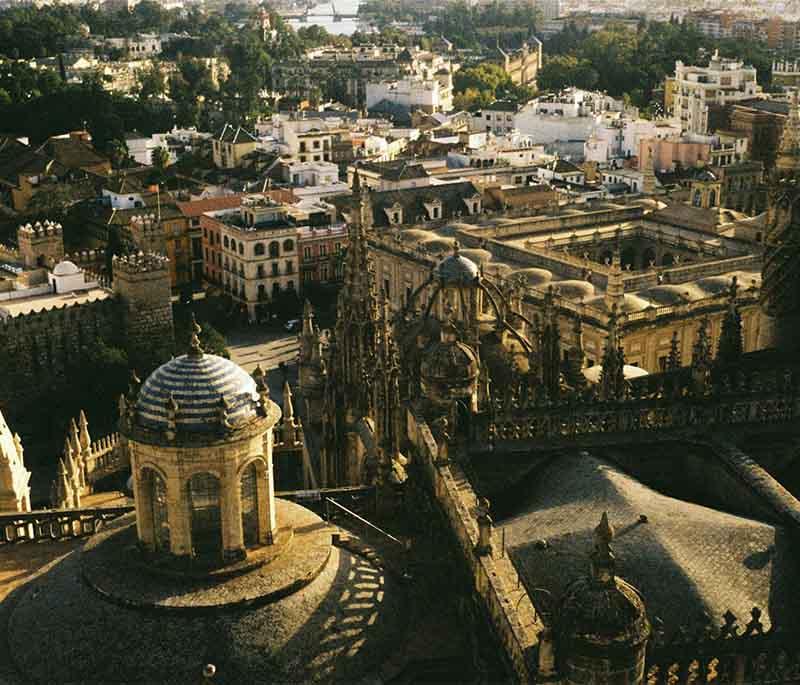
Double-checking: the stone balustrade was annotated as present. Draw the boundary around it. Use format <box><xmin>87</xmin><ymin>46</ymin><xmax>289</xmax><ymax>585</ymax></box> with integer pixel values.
<box><xmin>0</xmin><ymin>505</ymin><xmax>133</xmax><ymax>545</ymax></box>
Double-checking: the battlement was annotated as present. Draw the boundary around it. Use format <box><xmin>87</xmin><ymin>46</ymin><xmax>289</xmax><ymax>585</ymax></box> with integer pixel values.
<box><xmin>130</xmin><ymin>213</ymin><xmax>163</xmax><ymax>234</ymax></box>
<box><xmin>18</xmin><ymin>220</ymin><xmax>63</xmax><ymax>239</ymax></box>
<box><xmin>112</xmin><ymin>251</ymin><xmax>170</xmax><ymax>277</ymax></box>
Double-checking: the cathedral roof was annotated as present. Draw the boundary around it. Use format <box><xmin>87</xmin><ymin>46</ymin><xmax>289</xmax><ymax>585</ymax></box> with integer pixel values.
<box><xmin>500</xmin><ymin>452</ymin><xmax>800</xmax><ymax>634</ymax></box>
<box><xmin>135</xmin><ymin>353</ymin><xmax>261</xmax><ymax>435</ymax></box>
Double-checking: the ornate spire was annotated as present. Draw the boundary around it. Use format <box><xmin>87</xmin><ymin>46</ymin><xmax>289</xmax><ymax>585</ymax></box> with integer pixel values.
<box><xmin>189</xmin><ymin>313</ymin><xmax>204</xmax><ymax>357</ymax></box>
<box><xmin>604</xmin><ymin>250</ymin><xmax>625</xmax><ymax>311</ymax></box>
<box><xmin>590</xmin><ymin>511</ymin><xmax>616</xmax><ymax>584</ymax></box>
<box><xmin>776</xmin><ymin>89</ymin><xmax>800</xmax><ymax>178</ymax></box>
<box><xmin>717</xmin><ymin>277</ymin><xmax>743</xmax><ymax>367</ymax></box>
<box><xmin>667</xmin><ymin>330</ymin><xmax>681</xmax><ymax>371</ymax></box>
<box><xmin>599</xmin><ymin>306</ymin><xmax>626</xmax><ymax>401</ymax></box>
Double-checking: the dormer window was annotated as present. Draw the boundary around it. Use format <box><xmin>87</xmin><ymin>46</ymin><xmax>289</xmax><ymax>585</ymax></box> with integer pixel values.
<box><xmin>384</xmin><ymin>202</ymin><xmax>403</xmax><ymax>225</ymax></box>
<box><xmin>464</xmin><ymin>194</ymin><xmax>482</xmax><ymax>215</ymax></box>
<box><xmin>423</xmin><ymin>199</ymin><xmax>443</xmax><ymax>221</ymax></box>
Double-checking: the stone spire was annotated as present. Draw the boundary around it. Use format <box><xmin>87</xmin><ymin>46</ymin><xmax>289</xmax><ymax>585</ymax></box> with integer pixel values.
<box><xmin>716</xmin><ymin>276</ymin><xmax>743</xmax><ymax>367</ymax></box>
<box><xmin>667</xmin><ymin>330</ymin><xmax>681</xmax><ymax>371</ymax></box>
<box><xmin>0</xmin><ymin>410</ymin><xmax>31</xmax><ymax>512</ymax></box>
<box><xmin>540</xmin><ymin>286</ymin><xmax>562</xmax><ymax>398</ymax></box>
<box><xmin>604</xmin><ymin>251</ymin><xmax>625</xmax><ymax>312</ymax></box>
<box><xmin>52</xmin><ymin>458</ymin><xmax>73</xmax><ymax>509</ymax></box>
<box><xmin>599</xmin><ymin>306</ymin><xmax>626</xmax><ymax>401</ymax></box>
<box><xmin>590</xmin><ymin>511</ymin><xmax>616</xmax><ymax>584</ymax></box>
<box><xmin>78</xmin><ymin>410</ymin><xmax>91</xmax><ymax>453</ymax></box>
<box><xmin>282</xmin><ymin>381</ymin><xmax>295</xmax><ymax>424</ymax></box>
<box><xmin>691</xmin><ymin>317</ymin><xmax>713</xmax><ymax>394</ymax></box>
<box><xmin>776</xmin><ymin>89</ymin><xmax>800</xmax><ymax>178</ymax></box>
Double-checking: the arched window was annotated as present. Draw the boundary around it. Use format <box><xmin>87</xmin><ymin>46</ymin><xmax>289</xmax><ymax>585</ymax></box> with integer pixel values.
<box><xmin>189</xmin><ymin>472</ymin><xmax>222</xmax><ymax>557</ymax></box>
<box><xmin>693</xmin><ymin>190</ymin><xmax>702</xmax><ymax>207</ymax></box>
<box><xmin>709</xmin><ymin>190</ymin><xmax>717</xmax><ymax>207</ymax></box>
<box><xmin>224</xmin><ymin>236</ymin><xmax>229</xmax><ymax>248</ymax></box>
<box><xmin>254</xmin><ymin>243</ymin><xmax>265</xmax><ymax>256</ymax></box>
<box><xmin>269</xmin><ymin>241</ymin><xmax>280</xmax><ymax>258</ymax></box>
<box><xmin>239</xmin><ymin>242</ymin><xmax>244</xmax><ymax>255</ymax></box>
<box><xmin>272</xmin><ymin>282</ymin><xmax>281</xmax><ymax>297</ymax></box>
<box><xmin>240</xmin><ymin>461</ymin><xmax>259</xmax><ymax>547</ymax></box>
<box><xmin>230</xmin><ymin>239</ymin><xmax>237</xmax><ymax>253</ymax></box>
<box><xmin>283</xmin><ymin>239</ymin><xmax>294</xmax><ymax>252</ymax></box>
<box><xmin>142</xmin><ymin>467</ymin><xmax>169</xmax><ymax>551</ymax></box>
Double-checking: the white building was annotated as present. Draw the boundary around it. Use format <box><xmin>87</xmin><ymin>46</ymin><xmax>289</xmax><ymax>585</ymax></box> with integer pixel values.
<box><xmin>105</xmin><ymin>33</ymin><xmax>162</xmax><ymax>58</ymax></box>
<box><xmin>366</xmin><ymin>77</ymin><xmax>453</xmax><ymax>115</ymax></box>
<box><xmin>448</xmin><ymin>132</ymin><xmax>546</xmax><ymax>169</ymax></box>
<box><xmin>515</xmin><ymin>89</ymin><xmax>625</xmax><ymax>145</ymax></box>
<box><xmin>125</xmin><ymin>132</ymin><xmax>176</xmax><ymax>166</ymax></box>
<box><xmin>673</xmin><ymin>51</ymin><xmax>759</xmax><ymax>135</ymax></box>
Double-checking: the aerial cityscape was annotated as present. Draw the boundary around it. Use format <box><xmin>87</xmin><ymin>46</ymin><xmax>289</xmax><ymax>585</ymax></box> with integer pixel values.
<box><xmin>2</xmin><ymin>0</ymin><xmax>800</xmax><ymax>682</ymax></box>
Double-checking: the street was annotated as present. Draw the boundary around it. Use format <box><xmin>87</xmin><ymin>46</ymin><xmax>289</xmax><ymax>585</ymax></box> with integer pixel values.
<box><xmin>226</xmin><ymin>326</ymin><xmax>300</xmax><ymax>400</ymax></box>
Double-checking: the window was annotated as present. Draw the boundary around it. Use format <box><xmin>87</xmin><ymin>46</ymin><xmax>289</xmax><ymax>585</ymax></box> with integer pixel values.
<box><xmin>204</xmin><ymin>248</ymin><xmax>209</xmax><ymax>261</ymax></box>
<box><xmin>432</xmin><ymin>207</ymin><xmax>439</xmax><ymax>219</ymax></box>
<box><xmin>257</xmin><ymin>264</ymin><xmax>265</xmax><ymax>278</ymax></box>
<box><xmin>286</xmin><ymin>260</ymin><xmax>294</xmax><ymax>274</ymax></box>
<box><xmin>473</xmin><ymin>202</ymin><xmax>479</xmax><ymax>213</ymax></box>
<box><xmin>238</xmin><ymin>243</ymin><xmax>244</xmax><ymax>255</ymax></box>
<box><xmin>283</xmin><ymin>239</ymin><xmax>294</xmax><ymax>252</ymax></box>
<box><xmin>272</xmin><ymin>282</ymin><xmax>280</xmax><ymax>297</ymax></box>
<box><xmin>203</xmin><ymin>228</ymin><xmax>208</xmax><ymax>239</ymax></box>
<box><xmin>304</xmin><ymin>247</ymin><xmax>311</xmax><ymax>258</ymax></box>
<box><xmin>224</xmin><ymin>236</ymin><xmax>229</xmax><ymax>248</ymax></box>
<box><xmin>287</xmin><ymin>280</ymin><xmax>295</xmax><ymax>290</ymax></box>
<box><xmin>254</xmin><ymin>243</ymin><xmax>265</xmax><ymax>256</ymax></box>
<box><xmin>269</xmin><ymin>241</ymin><xmax>280</xmax><ymax>258</ymax></box>
<box><xmin>321</xmin><ymin>265</ymin><xmax>328</xmax><ymax>280</ymax></box>
<box><xmin>383</xmin><ymin>278</ymin><xmax>390</xmax><ymax>296</ymax></box>
<box><xmin>313</xmin><ymin>140</ymin><xmax>320</xmax><ymax>149</ymax></box>
<box><xmin>335</xmin><ymin>242</ymin><xmax>342</xmax><ymax>253</ymax></box>
<box><xmin>320</xmin><ymin>244</ymin><xmax>327</xmax><ymax>256</ymax></box>
<box><xmin>299</xmin><ymin>142</ymin><xmax>307</xmax><ymax>152</ymax></box>
<box><xmin>406</xmin><ymin>286</ymin><xmax>412</xmax><ymax>305</ymax></box>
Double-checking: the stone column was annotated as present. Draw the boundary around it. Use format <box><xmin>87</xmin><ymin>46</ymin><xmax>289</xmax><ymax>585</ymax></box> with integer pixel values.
<box><xmin>166</xmin><ymin>474</ymin><xmax>192</xmax><ymax>557</ymax></box>
<box><xmin>133</xmin><ymin>466</ymin><xmax>156</xmax><ymax>551</ymax></box>
<box><xmin>264</xmin><ymin>434</ymin><xmax>277</xmax><ymax>543</ymax></box>
<box><xmin>222</xmin><ymin>459</ymin><xmax>245</xmax><ymax>562</ymax></box>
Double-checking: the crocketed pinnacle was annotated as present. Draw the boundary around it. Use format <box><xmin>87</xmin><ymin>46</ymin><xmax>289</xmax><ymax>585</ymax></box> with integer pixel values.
<box><xmin>591</xmin><ymin>511</ymin><xmax>616</xmax><ymax>584</ymax></box>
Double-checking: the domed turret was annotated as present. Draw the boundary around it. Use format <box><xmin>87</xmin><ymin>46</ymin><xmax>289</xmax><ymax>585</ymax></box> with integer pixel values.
<box><xmin>435</xmin><ymin>241</ymin><xmax>479</xmax><ymax>287</ymax></box>
<box><xmin>122</xmin><ymin>317</ymin><xmax>282</xmax><ymax>562</ymax></box>
<box><xmin>420</xmin><ymin>314</ymin><xmax>479</xmax><ymax>408</ymax></box>
<box><xmin>558</xmin><ymin>512</ymin><xmax>650</xmax><ymax>685</ymax></box>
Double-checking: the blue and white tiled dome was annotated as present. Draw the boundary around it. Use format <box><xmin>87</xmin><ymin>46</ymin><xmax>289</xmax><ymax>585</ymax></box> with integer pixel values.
<box><xmin>135</xmin><ymin>353</ymin><xmax>260</xmax><ymax>434</ymax></box>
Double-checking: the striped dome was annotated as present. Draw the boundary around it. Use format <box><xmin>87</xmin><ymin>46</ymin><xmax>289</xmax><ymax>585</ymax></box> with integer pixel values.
<box><xmin>135</xmin><ymin>354</ymin><xmax>260</xmax><ymax>434</ymax></box>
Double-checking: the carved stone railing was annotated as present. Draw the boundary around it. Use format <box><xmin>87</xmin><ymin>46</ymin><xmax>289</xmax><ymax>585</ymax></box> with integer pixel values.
<box><xmin>645</xmin><ymin>609</ymin><xmax>800</xmax><ymax>685</ymax></box>
<box><xmin>0</xmin><ymin>505</ymin><xmax>134</xmax><ymax>545</ymax></box>
<box><xmin>484</xmin><ymin>379</ymin><xmax>799</xmax><ymax>447</ymax></box>
<box><xmin>85</xmin><ymin>433</ymin><xmax>127</xmax><ymax>483</ymax></box>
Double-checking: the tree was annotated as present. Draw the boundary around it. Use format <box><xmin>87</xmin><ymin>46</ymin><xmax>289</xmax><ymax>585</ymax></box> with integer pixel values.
<box><xmin>137</xmin><ymin>63</ymin><xmax>167</xmax><ymax>101</ymax></box>
<box><xmin>151</xmin><ymin>146</ymin><xmax>170</xmax><ymax>170</ymax></box>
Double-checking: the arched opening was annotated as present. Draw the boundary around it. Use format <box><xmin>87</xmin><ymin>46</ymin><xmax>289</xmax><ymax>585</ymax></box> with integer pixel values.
<box><xmin>254</xmin><ymin>242</ymin><xmax>265</xmax><ymax>256</ymax></box>
<box><xmin>621</xmin><ymin>247</ymin><xmax>636</xmax><ymax>270</ymax></box>
<box><xmin>269</xmin><ymin>241</ymin><xmax>280</xmax><ymax>258</ymax></box>
<box><xmin>240</xmin><ymin>461</ymin><xmax>260</xmax><ymax>547</ymax></box>
<box><xmin>692</xmin><ymin>190</ymin><xmax>702</xmax><ymax>207</ymax></box>
<box><xmin>662</xmin><ymin>253</ymin><xmax>675</xmax><ymax>267</ymax></box>
<box><xmin>283</xmin><ymin>239</ymin><xmax>294</xmax><ymax>252</ymax></box>
<box><xmin>642</xmin><ymin>247</ymin><xmax>657</xmax><ymax>268</ymax></box>
<box><xmin>600</xmin><ymin>250</ymin><xmax>614</xmax><ymax>265</ymax></box>
<box><xmin>189</xmin><ymin>472</ymin><xmax>222</xmax><ymax>557</ymax></box>
<box><xmin>142</xmin><ymin>467</ymin><xmax>170</xmax><ymax>551</ymax></box>
<box><xmin>709</xmin><ymin>190</ymin><xmax>717</xmax><ymax>207</ymax></box>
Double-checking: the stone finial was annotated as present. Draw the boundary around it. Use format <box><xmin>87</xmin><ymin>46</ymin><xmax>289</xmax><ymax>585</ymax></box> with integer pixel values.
<box><xmin>218</xmin><ymin>395</ymin><xmax>234</xmax><ymax>431</ymax></box>
<box><xmin>189</xmin><ymin>313</ymin><xmax>204</xmax><ymax>357</ymax></box>
<box><xmin>282</xmin><ymin>381</ymin><xmax>295</xmax><ymax>423</ymax></box>
<box><xmin>591</xmin><ymin>511</ymin><xmax>616</xmax><ymax>584</ymax></box>
<box><xmin>165</xmin><ymin>393</ymin><xmax>179</xmax><ymax>440</ymax></box>
<box><xmin>78</xmin><ymin>410</ymin><xmax>91</xmax><ymax>451</ymax></box>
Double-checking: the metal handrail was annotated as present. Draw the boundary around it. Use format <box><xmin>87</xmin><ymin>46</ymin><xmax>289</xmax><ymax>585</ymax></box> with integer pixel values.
<box><xmin>324</xmin><ymin>497</ymin><xmax>406</xmax><ymax>548</ymax></box>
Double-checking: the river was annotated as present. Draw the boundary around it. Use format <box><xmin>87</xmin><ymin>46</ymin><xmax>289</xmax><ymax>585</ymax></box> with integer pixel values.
<box><xmin>286</xmin><ymin>0</ymin><xmax>365</xmax><ymax>36</ymax></box>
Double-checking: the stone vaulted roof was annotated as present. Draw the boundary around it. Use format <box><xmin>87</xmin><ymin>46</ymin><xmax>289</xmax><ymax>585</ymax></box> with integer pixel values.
<box><xmin>500</xmin><ymin>452</ymin><xmax>800</xmax><ymax>634</ymax></box>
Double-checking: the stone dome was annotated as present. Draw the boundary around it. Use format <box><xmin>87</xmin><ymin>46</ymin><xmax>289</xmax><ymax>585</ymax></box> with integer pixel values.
<box><xmin>135</xmin><ymin>353</ymin><xmax>261</xmax><ymax>435</ymax></box>
<box><xmin>420</xmin><ymin>320</ymin><xmax>479</xmax><ymax>391</ymax></box>
<box><xmin>559</xmin><ymin>574</ymin><xmax>650</xmax><ymax>649</ymax></box>
<box><xmin>53</xmin><ymin>260</ymin><xmax>80</xmax><ymax>276</ymax></box>
<box><xmin>435</xmin><ymin>243</ymin><xmax>479</xmax><ymax>286</ymax></box>
<box><xmin>421</xmin><ymin>337</ymin><xmax>479</xmax><ymax>385</ymax></box>
<box><xmin>558</xmin><ymin>513</ymin><xmax>650</xmax><ymax>650</ymax></box>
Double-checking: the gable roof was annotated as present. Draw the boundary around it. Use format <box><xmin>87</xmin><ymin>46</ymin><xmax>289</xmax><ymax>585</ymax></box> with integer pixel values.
<box><xmin>331</xmin><ymin>181</ymin><xmax>481</xmax><ymax>228</ymax></box>
<box><xmin>354</xmin><ymin>159</ymin><xmax>429</xmax><ymax>182</ymax></box>
<box><xmin>36</xmin><ymin>137</ymin><xmax>109</xmax><ymax>170</ymax></box>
